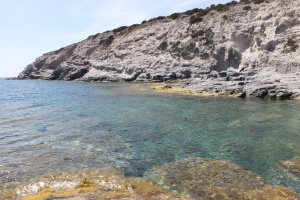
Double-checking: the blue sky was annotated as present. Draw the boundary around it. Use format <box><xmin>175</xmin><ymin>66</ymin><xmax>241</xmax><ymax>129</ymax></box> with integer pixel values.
<box><xmin>0</xmin><ymin>0</ymin><xmax>232</xmax><ymax>77</ymax></box>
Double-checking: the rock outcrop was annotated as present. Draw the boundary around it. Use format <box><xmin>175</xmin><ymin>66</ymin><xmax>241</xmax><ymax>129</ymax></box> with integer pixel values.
<box><xmin>18</xmin><ymin>0</ymin><xmax>300</xmax><ymax>99</ymax></box>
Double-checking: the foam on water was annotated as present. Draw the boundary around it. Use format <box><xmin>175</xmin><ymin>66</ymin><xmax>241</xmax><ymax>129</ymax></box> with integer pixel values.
<box><xmin>16</xmin><ymin>181</ymin><xmax>78</xmax><ymax>197</ymax></box>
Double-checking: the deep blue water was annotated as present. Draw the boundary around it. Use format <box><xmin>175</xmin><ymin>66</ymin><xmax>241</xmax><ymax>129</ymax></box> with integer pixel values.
<box><xmin>0</xmin><ymin>78</ymin><xmax>300</xmax><ymax>193</ymax></box>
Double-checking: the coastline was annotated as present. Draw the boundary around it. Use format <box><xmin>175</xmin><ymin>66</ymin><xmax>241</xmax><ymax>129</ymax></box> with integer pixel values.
<box><xmin>5</xmin><ymin>78</ymin><xmax>300</xmax><ymax>100</ymax></box>
<box><xmin>14</xmin><ymin>0</ymin><xmax>300</xmax><ymax>101</ymax></box>
<box><xmin>5</xmin><ymin>157</ymin><xmax>300</xmax><ymax>200</ymax></box>
<box><xmin>145</xmin><ymin>80</ymin><xmax>300</xmax><ymax>100</ymax></box>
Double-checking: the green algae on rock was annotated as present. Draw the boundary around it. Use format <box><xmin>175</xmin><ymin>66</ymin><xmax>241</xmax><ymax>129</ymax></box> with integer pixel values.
<box><xmin>144</xmin><ymin>157</ymin><xmax>300</xmax><ymax>200</ymax></box>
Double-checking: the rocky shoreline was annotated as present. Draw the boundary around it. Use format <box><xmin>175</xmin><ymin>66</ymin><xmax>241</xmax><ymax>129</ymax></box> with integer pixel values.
<box><xmin>6</xmin><ymin>157</ymin><xmax>300</xmax><ymax>200</ymax></box>
<box><xmin>14</xmin><ymin>0</ymin><xmax>300</xmax><ymax>100</ymax></box>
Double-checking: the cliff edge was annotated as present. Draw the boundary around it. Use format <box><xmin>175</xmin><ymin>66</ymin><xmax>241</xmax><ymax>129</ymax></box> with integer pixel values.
<box><xmin>18</xmin><ymin>0</ymin><xmax>300</xmax><ymax>99</ymax></box>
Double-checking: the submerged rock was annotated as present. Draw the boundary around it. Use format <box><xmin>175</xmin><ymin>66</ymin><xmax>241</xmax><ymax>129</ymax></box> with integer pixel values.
<box><xmin>144</xmin><ymin>157</ymin><xmax>300</xmax><ymax>200</ymax></box>
<box><xmin>280</xmin><ymin>158</ymin><xmax>300</xmax><ymax>177</ymax></box>
<box><xmin>276</xmin><ymin>158</ymin><xmax>300</xmax><ymax>193</ymax></box>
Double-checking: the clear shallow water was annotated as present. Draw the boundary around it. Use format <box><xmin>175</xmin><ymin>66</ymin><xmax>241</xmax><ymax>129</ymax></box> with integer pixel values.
<box><xmin>0</xmin><ymin>78</ymin><xmax>300</xmax><ymax>195</ymax></box>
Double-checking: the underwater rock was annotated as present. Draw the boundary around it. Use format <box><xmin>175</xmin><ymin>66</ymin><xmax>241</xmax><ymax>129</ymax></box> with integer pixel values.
<box><xmin>240</xmin><ymin>185</ymin><xmax>300</xmax><ymax>200</ymax></box>
<box><xmin>144</xmin><ymin>157</ymin><xmax>300</xmax><ymax>200</ymax></box>
<box><xmin>280</xmin><ymin>158</ymin><xmax>300</xmax><ymax>177</ymax></box>
<box><xmin>277</xmin><ymin>158</ymin><xmax>300</xmax><ymax>193</ymax></box>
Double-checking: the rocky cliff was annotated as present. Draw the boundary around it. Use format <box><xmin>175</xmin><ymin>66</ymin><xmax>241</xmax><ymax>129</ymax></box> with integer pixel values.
<box><xmin>18</xmin><ymin>0</ymin><xmax>300</xmax><ymax>99</ymax></box>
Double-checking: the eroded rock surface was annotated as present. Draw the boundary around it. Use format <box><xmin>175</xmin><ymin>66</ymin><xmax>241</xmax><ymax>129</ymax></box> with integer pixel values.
<box><xmin>17</xmin><ymin>0</ymin><xmax>300</xmax><ymax>99</ymax></box>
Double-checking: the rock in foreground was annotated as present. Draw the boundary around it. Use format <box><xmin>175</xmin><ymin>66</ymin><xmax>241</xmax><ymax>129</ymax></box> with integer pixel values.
<box><xmin>3</xmin><ymin>160</ymin><xmax>300</xmax><ymax>200</ymax></box>
<box><xmin>4</xmin><ymin>169</ymin><xmax>187</xmax><ymax>200</ymax></box>
<box><xmin>144</xmin><ymin>157</ymin><xmax>300</xmax><ymax>199</ymax></box>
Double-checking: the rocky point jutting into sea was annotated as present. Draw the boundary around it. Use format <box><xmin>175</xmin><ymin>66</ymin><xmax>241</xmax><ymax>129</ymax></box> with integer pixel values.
<box><xmin>17</xmin><ymin>0</ymin><xmax>300</xmax><ymax>99</ymax></box>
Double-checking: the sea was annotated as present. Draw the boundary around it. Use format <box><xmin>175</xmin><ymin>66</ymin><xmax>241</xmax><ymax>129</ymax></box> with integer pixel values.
<box><xmin>1</xmin><ymin>78</ymin><xmax>300</xmax><ymax>198</ymax></box>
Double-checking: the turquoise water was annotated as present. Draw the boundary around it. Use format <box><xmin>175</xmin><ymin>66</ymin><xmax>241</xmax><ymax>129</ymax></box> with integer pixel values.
<box><xmin>0</xmin><ymin>78</ymin><xmax>300</xmax><ymax>193</ymax></box>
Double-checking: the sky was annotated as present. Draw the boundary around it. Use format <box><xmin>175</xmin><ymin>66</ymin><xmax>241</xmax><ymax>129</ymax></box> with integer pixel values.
<box><xmin>0</xmin><ymin>0</ymin><xmax>232</xmax><ymax>77</ymax></box>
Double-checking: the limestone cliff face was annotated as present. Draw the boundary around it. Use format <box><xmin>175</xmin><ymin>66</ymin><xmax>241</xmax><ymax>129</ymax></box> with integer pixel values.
<box><xmin>18</xmin><ymin>0</ymin><xmax>300</xmax><ymax>99</ymax></box>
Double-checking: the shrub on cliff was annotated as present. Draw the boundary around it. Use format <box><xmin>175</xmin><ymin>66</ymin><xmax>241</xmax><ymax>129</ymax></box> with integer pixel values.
<box><xmin>168</xmin><ymin>13</ymin><xmax>181</xmax><ymax>20</ymax></box>
<box><xmin>283</xmin><ymin>37</ymin><xmax>299</xmax><ymax>53</ymax></box>
<box><xmin>227</xmin><ymin>1</ymin><xmax>238</xmax><ymax>5</ymax></box>
<box><xmin>210</xmin><ymin>4</ymin><xmax>225</xmax><ymax>11</ymax></box>
<box><xmin>190</xmin><ymin>15</ymin><xmax>203</xmax><ymax>24</ymax></box>
<box><xmin>112</xmin><ymin>26</ymin><xmax>128</xmax><ymax>34</ymax></box>
<box><xmin>129</xmin><ymin>24</ymin><xmax>139</xmax><ymax>29</ymax></box>
<box><xmin>243</xmin><ymin>5</ymin><xmax>251</xmax><ymax>10</ymax></box>
<box><xmin>148</xmin><ymin>16</ymin><xmax>165</xmax><ymax>22</ymax></box>
<box><xmin>158</xmin><ymin>41</ymin><xmax>168</xmax><ymax>50</ymax></box>
<box><xmin>127</xmin><ymin>24</ymin><xmax>140</xmax><ymax>33</ymax></box>
<box><xmin>223</xmin><ymin>15</ymin><xmax>229</xmax><ymax>20</ymax></box>
<box><xmin>253</xmin><ymin>0</ymin><xmax>264</xmax><ymax>4</ymax></box>
<box><xmin>189</xmin><ymin>10</ymin><xmax>208</xmax><ymax>24</ymax></box>
<box><xmin>240</xmin><ymin>0</ymin><xmax>250</xmax><ymax>4</ymax></box>
<box><xmin>197</xmin><ymin>9</ymin><xmax>210</xmax><ymax>17</ymax></box>
<box><xmin>192</xmin><ymin>30</ymin><xmax>205</xmax><ymax>38</ymax></box>
<box><xmin>188</xmin><ymin>0</ymin><xmax>241</xmax><ymax>24</ymax></box>
<box><xmin>87</xmin><ymin>33</ymin><xmax>100</xmax><ymax>40</ymax></box>
<box><xmin>101</xmin><ymin>35</ymin><xmax>114</xmax><ymax>47</ymax></box>
<box><xmin>210</xmin><ymin>2</ymin><xmax>237</xmax><ymax>12</ymax></box>
<box><xmin>184</xmin><ymin>8</ymin><xmax>201</xmax><ymax>16</ymax></box>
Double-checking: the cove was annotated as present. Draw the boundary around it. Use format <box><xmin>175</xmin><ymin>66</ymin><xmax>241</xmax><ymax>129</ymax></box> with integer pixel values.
<box><xmin>1</xmin><ymin>79</ymin><xmax>300</xmax><ymax>198</ymax></box>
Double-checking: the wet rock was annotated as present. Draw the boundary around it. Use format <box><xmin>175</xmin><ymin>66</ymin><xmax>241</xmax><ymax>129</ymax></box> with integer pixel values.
<box><xmin>279</xmin><ymin>158</ymin><xmax>300</xmax><ymax>179</ymax></box>
<box><xmin>276</xmin><ymin>158</ymin><xmax>300</xmax><ymax>194</ymax></box>
<box><xmin>241</xmin><ymin>186</ymin><xmax>300</xmax><ymax>200</ymax></box>
<box><xmin>12</xmin><ymin>169</ymin><xmax>188</xmax><ymax>200</ymax></box>
<box><xmin>144</xmin><ymin>157</ymin><xmax>300</xmax><ymax>200</ymax></box>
